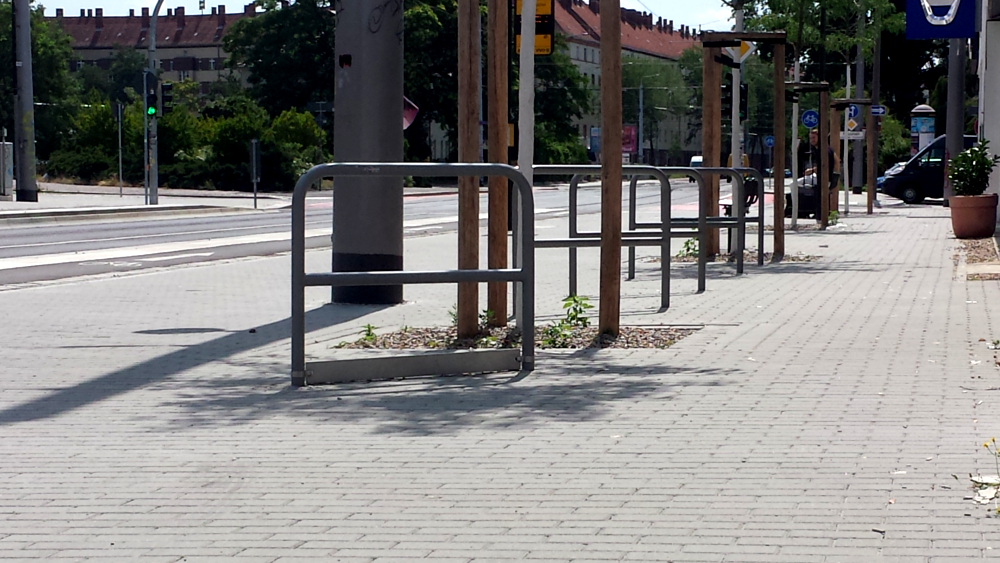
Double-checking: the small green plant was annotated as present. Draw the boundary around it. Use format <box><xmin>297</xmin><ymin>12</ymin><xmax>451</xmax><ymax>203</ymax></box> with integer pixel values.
<box><xmin>361</xmin><ymin>323</ymin><xmax>377</xmax><ymax>343</ymax></box>
<box><xmin>541</xmin><ymin>322</ymin><xmax>573</xmax><ymax>348</ymax></box>
<box><xmin>677</xmin><ymin>237</ymin><xmax>698</xmax><ymax>258</ymax></box>
<box><xmin>984</xmin><ymin>438</ymin><xmax>1000</xmax><ymax>478</ymax></box>
<box><xmin>828</xmin><ymin>210</ymin><xmax>839</xmax><ymax>225</ymax></box>
<box><xmin>562</xmin><ymin>295</ymin><xmax>593</xmax><ymax>328</ymax></box>
<box><xmin>479</xmin><ymin>309</ymin><xmax>495</xmax><ymax>329</ymax></box>
<box><xmin>950</xmin><ymin>140</ymin><xmax>1000</xmax><ymax>196</ymax></box>
<box><xmin>448</xmin><ymin>305</ymin><xmax>458</xmax><ymax>326</ymax></box>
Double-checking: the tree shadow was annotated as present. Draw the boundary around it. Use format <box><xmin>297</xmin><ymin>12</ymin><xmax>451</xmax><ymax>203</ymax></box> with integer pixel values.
<box><xmin>151</xmin><ymin>350</ymin><xmax>736</xmax><ymax>436</ymax></box>
<box><xmin>0</xmin><ymin>303</ymin><xmax>386</xmax><ymax>426</ymax></box>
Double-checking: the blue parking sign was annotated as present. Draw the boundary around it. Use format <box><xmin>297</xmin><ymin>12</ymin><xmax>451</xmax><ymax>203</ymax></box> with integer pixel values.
<box><xmin>802</xmin><ymin>110</ymin><xmax>819</xmax><ymax>129</ymax></box>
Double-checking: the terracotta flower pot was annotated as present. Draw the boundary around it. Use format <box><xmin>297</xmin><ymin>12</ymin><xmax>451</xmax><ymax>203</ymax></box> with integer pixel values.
<box><xmin>950</xmin><ymin>193</ymin><xmax>999</xmax><ymax>239</ymax></box>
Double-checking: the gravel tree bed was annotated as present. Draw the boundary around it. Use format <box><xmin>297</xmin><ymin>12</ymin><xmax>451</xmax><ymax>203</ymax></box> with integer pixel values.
<box><xmin>334</xmin><ymin>325</ymin><xmax>696</xmax><ymax>351</ymax></box>
<box><xmin>962</xmin><ymin>238</ymin><xmax>999</xmax><ymax>264</ymax></box>
<box><xmin>648</xmin><ymin>250</ymin><xmax>820</xmax><ymax>264</ymax></box>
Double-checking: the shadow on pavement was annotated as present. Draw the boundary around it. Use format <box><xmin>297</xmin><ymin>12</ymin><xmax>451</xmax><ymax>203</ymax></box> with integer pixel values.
<box><xmin>153</xmin><ymin>351</ymin><xmax>737</xmax><ymax>436</ymax></box>
<box><xmin>628</xmin><ymin>259</ymin><xmax>883</xmax><ymax>282</ymax></box>
<box><xmin>0</xmin><ymin>303</ymin><xmax>385</xmax><ymax>426</ymax></box>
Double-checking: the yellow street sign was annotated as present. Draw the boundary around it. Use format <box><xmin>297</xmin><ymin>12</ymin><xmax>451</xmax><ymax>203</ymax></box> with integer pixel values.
<box><xmin>516</xmin><ymin>0</ymin><xmax>553</xmax><ymax>16</ymax></box>
<box><xmin>515</xmin><ymin>33</ymin><xmax>553</xmax><ymax>55</ymax></box>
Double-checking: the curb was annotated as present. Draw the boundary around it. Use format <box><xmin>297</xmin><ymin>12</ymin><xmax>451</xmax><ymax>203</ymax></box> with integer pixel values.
<box><xmin>0</xmin><ymin>204</ymin><xmax>254</xmax><ymax>226</ymax></box>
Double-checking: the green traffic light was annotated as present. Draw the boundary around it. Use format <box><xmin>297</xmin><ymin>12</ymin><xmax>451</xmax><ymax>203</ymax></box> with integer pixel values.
<box><xmin>147</xmin><ymin>106</ymin><xmax>156</xmax><ymax>116</ymax></box>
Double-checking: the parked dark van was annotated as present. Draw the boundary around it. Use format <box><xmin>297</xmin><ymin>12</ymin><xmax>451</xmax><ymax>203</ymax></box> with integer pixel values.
<box><xmin>880</xmin><ymin>134</ymin><xmax>977</xmax><ymax>204</ymax></box>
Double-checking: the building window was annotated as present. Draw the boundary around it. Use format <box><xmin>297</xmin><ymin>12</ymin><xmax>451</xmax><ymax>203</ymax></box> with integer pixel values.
<box><xmin>209</xmin><ymin>58</ymin><xmax>216</xmax><ymax>70</ymax></box>
<box><xmin>179</xmin><ymin>70</ymin><xmax>190</xmax><ymax>81</ymax></box>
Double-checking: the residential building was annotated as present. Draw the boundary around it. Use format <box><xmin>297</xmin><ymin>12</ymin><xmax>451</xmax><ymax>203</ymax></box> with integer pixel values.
<box><xmin>47</xmin><ymin>5</ymin><xmax>255</xmax><ymax>93</ymax></box>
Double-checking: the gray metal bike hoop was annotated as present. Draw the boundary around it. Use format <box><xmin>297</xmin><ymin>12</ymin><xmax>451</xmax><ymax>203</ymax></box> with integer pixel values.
<box><xmin>290</xmin><ymin>162</ymin><xmax>536</xmax><ymax>387</ymax></box>
<box><xmin>532</xmin><ymin>165</ymin><xmax>674</xmax><ymax>309</ymax></box>
<box><xmin>734</xmin><ymin>167</ymin><xmax>767</xmax><ymax>266</ymax></box>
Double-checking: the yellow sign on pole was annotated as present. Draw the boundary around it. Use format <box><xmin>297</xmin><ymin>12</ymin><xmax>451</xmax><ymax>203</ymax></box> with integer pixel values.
<box><xmin>514</xmin><ymin>0</ymin><xmax>554</xmax><ymax>55</ymax></box>
<box><xmin>515</xmin><ymin>0</ymin><xmax>553</xmax><ymax>16</ymax></box>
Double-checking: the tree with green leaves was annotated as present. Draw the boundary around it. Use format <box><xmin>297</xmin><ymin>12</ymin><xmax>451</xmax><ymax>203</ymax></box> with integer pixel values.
<box><xmin>0</xmin><ymin>2</ymin><xmax>77</xmax><ymax>159</ymax></box>
<box><xmin>223</xmin><ymin>0</ymin><xmax>337</xmax><ymax>115</ymax></box>
<box><xmin>622</xmin><ymin>57</ymin><xmax>687</xmax><ymax>160</ymax></box>
<box><xmin>533</xmin><ymin>34</ymin><xmax>592</xmax><ymax>164</ymax></box>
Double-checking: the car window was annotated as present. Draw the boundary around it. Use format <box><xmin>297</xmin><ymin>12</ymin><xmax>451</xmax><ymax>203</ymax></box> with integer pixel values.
<box><xmin>920</xmin><ymin>146</ymin><xmax>945</xmax><ymax>165</ymax></box>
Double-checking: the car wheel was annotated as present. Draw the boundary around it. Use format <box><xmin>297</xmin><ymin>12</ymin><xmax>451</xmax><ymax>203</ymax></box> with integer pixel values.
<box><xmin>901</xmin><ymin>185</ymin><xmax>924</xmax><ymax>204</ymax></box>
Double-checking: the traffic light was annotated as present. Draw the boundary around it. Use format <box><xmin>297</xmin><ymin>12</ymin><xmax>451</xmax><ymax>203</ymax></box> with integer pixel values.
<box><xmin>721</xmin><ymin>72</ymin><xmax>733</xmax><ymax>116</ymax></box>
<box><xmin>161</xmin><ymin>83</ymin><xmax>174</xmax><ymax>114</ymax></box>
<box><xmin>739</xmin><ymin>83</ymin><xmax>749</xmax><ymax>121</ymax></box>
<box><xmin>146</xmin><ymin>90</ymin><xmax>158</xmax><ymax>117</ymax></box>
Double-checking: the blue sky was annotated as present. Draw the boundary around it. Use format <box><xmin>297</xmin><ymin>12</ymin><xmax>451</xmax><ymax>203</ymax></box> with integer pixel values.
<box><xmin>43</xmin><ymin>0</ymin><xmax>735</xmax><ymax>31</ymax></box>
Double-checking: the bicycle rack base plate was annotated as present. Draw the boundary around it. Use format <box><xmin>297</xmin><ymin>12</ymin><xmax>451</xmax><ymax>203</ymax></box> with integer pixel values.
<box><xmin>305</xmin><ymin>348</ymin><xmax>523</xmax><ymax>385</ymax></box>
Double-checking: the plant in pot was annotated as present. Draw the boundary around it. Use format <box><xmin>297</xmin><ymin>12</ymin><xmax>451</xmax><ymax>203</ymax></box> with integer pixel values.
<box><xmin>949</xmin><ymin>140</ymin><xmax>1000</xmax><ymax>239</ymax></box>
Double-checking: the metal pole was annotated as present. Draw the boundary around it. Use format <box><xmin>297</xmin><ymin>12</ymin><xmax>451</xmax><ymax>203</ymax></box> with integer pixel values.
<box><xmin>844</xmin><ymin>66</ymin><xmax>850</xmax><ymax>215</ymax></box>
<box><xmin>946</xmin><ymin>38</ymin><xmax>966</xmax><ymax>206</ymax></box>
<box><xmin>13</xmin><ymin>0</ymin><xmax>37</xmax><ymax>202</ymax></box>
<box><xmin>251</xmin><ymin>139</ymin><xmax>258</xmax><ymax>209</ymax></box>
<box><xmin>638</xmin><ymin>83</ymin><xmax>644</xmax><ymax>163</ymax></box>
<box><xmin>517</xmin><ymin>0</ymin><xmax>536</xmax><ymax>189</ymax></box>
<box><xmin>143</xmin><ymin>70</ymin><xmax>149</xmax><ymax>205</ymax></box>
<box><xmin>118</xmin><ymin>103</ymin><xmax>123</xmax><ymax>198</ymax></box>
<box><xmin>732</xmin><ymin>6</ymin><xmax>744</xmax><ymax>186</ymax></box>
<box><xmin>853</xmin><ymin>13</ymin><xmax>865</xmax><ymax>191</ymax></box>
<box><xmin>791</xmin><ymin>60</ymin><xmax>799</xmax><ymax>227</ymax></box>
<box><xmin>148</xmin><ymin>0</ymin><xmax>164</xmax><ymax>205</ymax></box>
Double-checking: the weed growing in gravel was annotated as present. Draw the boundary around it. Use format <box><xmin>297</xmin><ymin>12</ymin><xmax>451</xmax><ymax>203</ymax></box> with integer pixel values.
<box><xmin>361</xmin><ymin>324</ymin><xmax>377</xmax><ymax>343</ymax></box>
<box><xmin>677</xmin><ymin>237</ymin><xmax>698</xmax><ymax>258</ymax></box>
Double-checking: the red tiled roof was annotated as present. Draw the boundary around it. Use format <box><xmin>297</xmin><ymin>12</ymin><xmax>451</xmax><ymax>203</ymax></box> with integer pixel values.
<box><xmin>47</xmin><ymin>5</ymin><xmax>254</xmax><ymax>50</ymax></box>
<box><xmin>555</xmin><ymin>0</ymin><xmax>700</xmax><ymax>60</ymax></box>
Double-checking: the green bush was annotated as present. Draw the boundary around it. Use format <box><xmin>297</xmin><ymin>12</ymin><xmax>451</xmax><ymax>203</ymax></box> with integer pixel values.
<box><xmin>46</xmin><ymin>146</ymin><xmax>113</xmax><ymax>182</ymax></box>
<box><xmin>950</xmin><ymin>140</ymin><xmax>1000</xmax><ymax>197</ymax></box>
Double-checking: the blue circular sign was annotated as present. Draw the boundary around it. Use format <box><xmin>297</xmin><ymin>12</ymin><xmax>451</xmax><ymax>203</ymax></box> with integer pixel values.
<box><xmin>848</xmin><ymin>104</ymin><xmax>860</xmax><ymax>119</ymax></box>
<box><xmin>764</xmin><ymin>135</ymin><xmax>775</xmax><ymax>148</ymax></box>
<box><xmin>802</xmin><ymin>110</ymin><xmax>820</xmax><ymax>129</ymax></box>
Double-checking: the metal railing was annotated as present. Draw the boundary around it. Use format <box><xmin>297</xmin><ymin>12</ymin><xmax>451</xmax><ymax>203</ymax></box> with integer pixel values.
<box><xmin>291</xmin><ymin>163</ymin><xmax>535</xmax><ymax>387</ymax></box>
<box><xmin>532</xmin><ymin>165</ymin><xmax>679</xmax><ymax>309</ymax></box>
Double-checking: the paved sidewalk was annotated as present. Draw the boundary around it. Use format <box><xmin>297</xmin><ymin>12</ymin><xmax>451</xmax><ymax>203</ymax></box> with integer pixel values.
<box><xmin>3</xmin><ymin>201</ymin><xmax>1000</xmax><ymax>561</ymax></box>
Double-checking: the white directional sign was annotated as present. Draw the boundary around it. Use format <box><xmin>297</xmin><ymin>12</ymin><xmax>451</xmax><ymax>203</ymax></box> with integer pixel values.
<box><xmin>872</xmin><ymin>105</ymin><xmax>887</xmax><ymax>116</ymax></box>
<box><xmin>843</xmin><ymin>130</ymin><xmax>865</xmax><ymax>140</ymax></box>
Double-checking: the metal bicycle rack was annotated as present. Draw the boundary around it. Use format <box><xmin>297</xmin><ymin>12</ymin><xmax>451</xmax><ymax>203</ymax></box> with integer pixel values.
<box><xmin>290</xmin><ymin>163</ymin><xmax>535</xmax><ymax>387</ymax></box>
<box><xmin>532</xmin><ymin>165</ymin><xmax>698</xmax><ymax>310</ymax></box>
<box><xmin>624</xmin><ymin>167</ymin><xmax>767</xmax><ymax>278</ymax></box>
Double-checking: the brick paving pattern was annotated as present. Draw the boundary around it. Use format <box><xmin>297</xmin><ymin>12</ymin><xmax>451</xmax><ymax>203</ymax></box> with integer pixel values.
<box><xmin>2</xmin><ymin>201</ymin><xmax>1000</xmax><ymax>561</ymax></box>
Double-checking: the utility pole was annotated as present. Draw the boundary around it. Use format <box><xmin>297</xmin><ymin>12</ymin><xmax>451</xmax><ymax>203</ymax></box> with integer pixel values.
<box><xmin>872</xmin><ymin>11</ymin><xmax>881</xmax><ymax>210</ymax></box>
<box><xmin>143</xmin><ymin>69</ymin><xmax>149</xmax><ymax>204</ymax></box>
<box><xmin>13</xmin><ymin>0</ymin><xmax>37</xmax><ymax>202</ymax></box>
<box><xmin>147</xmin><ymin>0</ymin><xmax>164</xmax><ymax>205</ymax></box>
<box><xmin>517</xmin><ymin>0</ymin><xmax>536</xmax><ymax>188</ymax></box>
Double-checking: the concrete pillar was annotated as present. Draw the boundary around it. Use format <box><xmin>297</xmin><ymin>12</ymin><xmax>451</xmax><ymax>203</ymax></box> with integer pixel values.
<box><xmin>984</xmin><ymin>21</ymin><xmax>1000</xmax><ymax>197</ymax></box>
<box><xmin>333</xmin><ymin>0</ymin><xmax>404</xmax><ymax>304</ymax></box>
<box><xmin>13</xmin><ymin>0</ymin><xmax>37</xmax><ymax>202</ymax></box>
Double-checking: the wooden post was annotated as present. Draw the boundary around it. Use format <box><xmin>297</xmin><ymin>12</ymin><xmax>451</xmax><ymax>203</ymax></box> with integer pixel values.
<box><xmin>830</xmin><ymin>106</ymin><xmax>841</xmax><ymax>214</ymax></box>
<box><xmin>819</xmin><ymin>88</ymin><xmax>829</xmax><ymax>229</ymax></box>
<box><xmin>457</xmin><ymin>0</ymin><xmax>481</xmax><ymax>338</ymax></box>
<box><xmin>772</xmin><ymin>43</ymin><xmax>785</xmax><ymax>259</ymax></box>
<box><xmin>702</xmin><ymin>46</ymin><xmax>722</xmax><ymax>256</ymax></box>
<box><xmin>487</xmin><ymin>0</ymin><xmax>508</xmax><ymax>326</ymax></box>
<box><xmin>598</xmin><ymin>0</ymin><xmax>622</xmax><ymax>335</ymax></box>
<box><xmin>866</xmin><ymin>104</ymin><xmax>876</xmax><ymax>214</ymax></box>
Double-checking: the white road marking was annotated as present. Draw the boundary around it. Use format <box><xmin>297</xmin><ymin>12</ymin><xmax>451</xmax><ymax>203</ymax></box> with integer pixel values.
<box><xmin>0</xmin><ymin>208</ymin><xmax>563</xmax><ymax>272</ymax></box>
<box><xmin>140</xmin><ymin>252</ymin><xmax>216</xmax><ymax>262</ymax></box>
<box><xmin>0</xmin><ymin>228</ymin><xmax>331</xmax><ymax>271</ymax></box>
